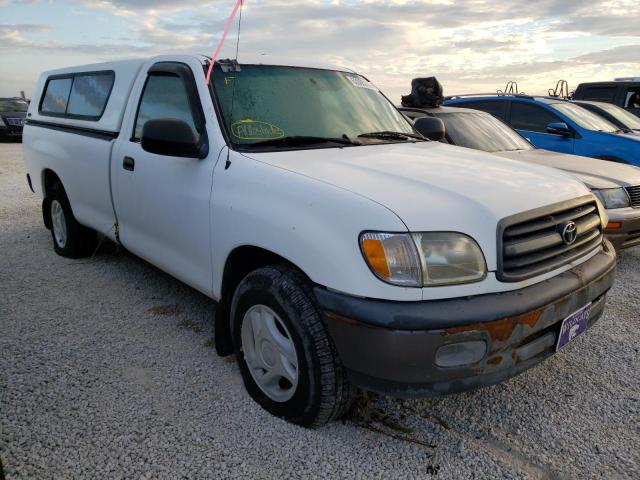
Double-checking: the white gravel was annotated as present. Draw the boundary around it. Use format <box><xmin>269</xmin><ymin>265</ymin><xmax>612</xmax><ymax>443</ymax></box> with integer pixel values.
<box><xmin>1</xmin><ymin>142</ymin><xmax>638</xmax><ymax>479</ymax></box>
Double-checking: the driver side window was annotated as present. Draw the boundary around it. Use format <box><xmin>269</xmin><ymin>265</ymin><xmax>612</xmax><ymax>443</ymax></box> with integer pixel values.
<box><xmin>510</xmin><ymin>103</ymin><xmax>562</xmax><ymax>133</ymax></box>
<box><xmin>133</xmin><ymin>75</ymin><xmax>198</xmax><ymax>141</ymax></box>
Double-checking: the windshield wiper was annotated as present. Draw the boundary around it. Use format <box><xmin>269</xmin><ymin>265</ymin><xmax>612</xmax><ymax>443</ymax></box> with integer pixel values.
<box><xmin>246</xmin><ymin>135</ymin><xmax>361</xmax><ymax>148</ymax></box>
<box><xmin>358</xmin><ymin>131</ymin><xmax>426</xmax><ymax>141</ymax></box>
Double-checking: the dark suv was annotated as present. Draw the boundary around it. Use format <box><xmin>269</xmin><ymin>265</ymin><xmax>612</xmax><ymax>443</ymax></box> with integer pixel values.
<box><xmin>0</xmin><ymin>98</ymin><xmax>28</xmax><ymax>141</ymax></box>
<box><xmin>572</xmin><ymin>81</ymin><xmax>640</xmax><ymax>118</ymax></box>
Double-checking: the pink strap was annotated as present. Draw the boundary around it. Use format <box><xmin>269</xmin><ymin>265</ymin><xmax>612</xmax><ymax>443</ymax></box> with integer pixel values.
<box><xmin>205</xmin><ymin>0</ymin><xmax>244</xmax><ymax>84</ymax></box>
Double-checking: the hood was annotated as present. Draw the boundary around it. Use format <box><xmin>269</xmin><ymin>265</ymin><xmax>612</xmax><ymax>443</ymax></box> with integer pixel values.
<box><xmin>244</xmin><ymin>142</ymin><xmax>591</xmax><ymax>269</ymax></box>
<box><xmin>492</xmin><ymin>149</ymin><xmax>640</xmax><ymax>189</ymax></box>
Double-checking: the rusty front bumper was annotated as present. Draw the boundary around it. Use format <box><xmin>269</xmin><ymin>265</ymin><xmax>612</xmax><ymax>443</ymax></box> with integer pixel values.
<box><xmin>315</xmin><ymin>242</ymin><xmax>617</xmax><ymax>398</ymax></box>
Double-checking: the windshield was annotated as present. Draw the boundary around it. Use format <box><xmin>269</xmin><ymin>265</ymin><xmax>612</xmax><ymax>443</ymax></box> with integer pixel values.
<box><xmin>550</xmin><ymin>103</ymin><xmax>618</xmax><ymax>132</ymax></box>
<box><xmin>212</xmin><ymin>65</ymin><xmax>415</xmax><ymax>149</ymax></box>
<box><xmin>591</xmin><ymin>102</ymin><xmax>640</xmax><ymax>130</ymax></box>
<box><xmin>0</xmin><ymin>99</ymin><xmax>28</xmax><ymax>112</ymax></box>
<box><xmin>436</xmin><ymin>111</ymin><xmax>533</xmax><ymax>152</ymax></box>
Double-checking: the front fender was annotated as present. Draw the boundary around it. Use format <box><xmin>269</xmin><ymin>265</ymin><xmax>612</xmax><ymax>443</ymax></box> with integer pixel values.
<box><xmin>576</xmin><ymin>133</ymin><xmax>639</xmax><ymax>166</ymax></box>
<box><xmin>210</xmin><ymin>151</ymin><xmax>423</xmax><ymax>302</ymax></box>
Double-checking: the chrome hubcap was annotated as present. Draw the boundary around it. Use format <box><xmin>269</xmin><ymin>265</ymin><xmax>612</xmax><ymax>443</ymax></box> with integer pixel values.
<box><xmin>241</xmin><ymin>305</ymin><xmax>299</xmax><ymax>402</ymax></box>
<box><xmin>51</xmin><ymin>200</ymin><xmax>67</xmax><ymax>248</ymax></box>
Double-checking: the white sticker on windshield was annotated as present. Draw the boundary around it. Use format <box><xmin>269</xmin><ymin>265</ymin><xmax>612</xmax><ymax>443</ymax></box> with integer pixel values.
<box><xmin>346</xmin><ymin>75</ymin><xmax>378</xmax><ymax>91</ymax></box>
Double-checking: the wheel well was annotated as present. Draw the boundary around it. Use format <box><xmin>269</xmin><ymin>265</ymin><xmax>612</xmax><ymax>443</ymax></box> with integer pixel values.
<box><xmin>42</xmin><ymin>169</ymin><xmax>62</xmax><ymax>229</ymax></box>
<box><xmin>221</xmin><ymin>246</ymin><xmax>291</xmax><ymax>299</ymax></box>
<box><xmin>43</xmin><ymin>169</ymin><xmax>62</xmax><ymax>195</ymax></box>
<box><xmin>214</xmin><ymin>246</ymin><xmax>303</xmax><ymax>356</ymax></box>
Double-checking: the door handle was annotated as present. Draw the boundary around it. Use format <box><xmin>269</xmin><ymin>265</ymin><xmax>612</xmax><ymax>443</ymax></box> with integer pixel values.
<box><xmin>123</xmin><ymin>156</ymin><xmax>135</xmax><ymax>171</ymax></box>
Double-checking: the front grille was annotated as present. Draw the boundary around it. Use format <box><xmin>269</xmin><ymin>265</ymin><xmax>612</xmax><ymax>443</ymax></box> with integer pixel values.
<box><xmin>625</xmin><ymin>185</ymin><xmax>640</xmax><ymax>208</ymax></box>
<box><xmin>498</xmin><ymin>199</ymin><xmax>603</xmax><ymax>282</ymax></box>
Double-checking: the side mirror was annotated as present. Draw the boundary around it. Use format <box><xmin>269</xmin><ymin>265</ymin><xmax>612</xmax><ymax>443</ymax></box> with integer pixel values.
<box><xmin>141</xmin><ymin>118</ymin><xmax>207</xmax><ymax>158</ymax></box>
<box><xmin>546</xmin><ymin>122</ymin><xmax>572</xmax><ymax>137</ymax></box>
<box><xmin>413</xmin><ymin>116</ymin><xmax>446</xmax><ymax>141</ymax></box>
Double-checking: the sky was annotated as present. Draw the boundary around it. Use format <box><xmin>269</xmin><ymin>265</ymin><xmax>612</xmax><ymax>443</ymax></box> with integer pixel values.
<box><xmin>1</xmin><ymin>0</ymin><xmax>639</xmax><ymax>101</ymax></box>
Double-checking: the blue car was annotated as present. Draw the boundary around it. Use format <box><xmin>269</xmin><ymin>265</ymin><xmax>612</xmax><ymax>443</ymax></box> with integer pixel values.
<box><xmin>444</xmin><ymin>94</ymin><xmax>640</xmax><ymax>166</ymax></box>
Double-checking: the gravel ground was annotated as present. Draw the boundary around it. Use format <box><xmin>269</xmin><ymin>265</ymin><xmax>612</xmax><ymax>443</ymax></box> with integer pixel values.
<box><xmin>1</xmin><ymin>142</ymin><xmax>638</xmax><ymax>479</ymax></box>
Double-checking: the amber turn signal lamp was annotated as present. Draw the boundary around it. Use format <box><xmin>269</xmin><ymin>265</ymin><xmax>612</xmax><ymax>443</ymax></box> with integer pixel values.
<box><xmin>606</xmin><ymin>221</ymin><xmax>622</xmax><ymax>230</ymax></box>
<box><xmin>361</xmin><ymin>239</ymin><xmax>390</xmax><ymax>279</ymax></box>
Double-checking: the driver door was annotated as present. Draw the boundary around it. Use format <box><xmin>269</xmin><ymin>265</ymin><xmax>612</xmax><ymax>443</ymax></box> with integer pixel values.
<box><xmin>509</xmin><ymin>102</ymin><xmax>575</xmax><ymax>154</ymax></box>
<box><xmin>112</xmin><ymin>61</ymin><xmax>220</xmax><ymax>295</ymax></box>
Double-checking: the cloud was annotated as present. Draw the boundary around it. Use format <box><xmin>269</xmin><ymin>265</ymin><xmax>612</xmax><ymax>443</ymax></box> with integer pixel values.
<box><xmin>0</xmin><ymin>22</ymin><xmax>149</xmax><ymax>55</ymax></box>
<box><xmin>575</xmin><ymin>44</ymin><xmax>640</xmax><ymax>64</ymax></box>
<box><xmin>562</xmin><ymin>15</ymin><xmax>640</xmax><ymax>37</ymax></box>
<box><xmin>1</xmin><ymin>0</ymin><xmax>640</xmax><ymax>98</ymax></box>
<box><xmin>0</xmin><ymin>23</ymin><xmax>50</xmax><ymax>32</ymax></box>
<box><xmin>0</xmin><ymin>23</ymin><xmax>52</xmax><ymax>50</ymax></box>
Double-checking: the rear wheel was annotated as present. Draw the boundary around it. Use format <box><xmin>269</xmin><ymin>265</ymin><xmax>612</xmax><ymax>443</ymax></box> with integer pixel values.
<box><xmin>48</xmin><ymin>183</ymin><xmax>96</xmax><ymax>258</ymax></box>
<box><xmin>231</xmin><ymin>264</ymin><xmax>352</xmax><ymax>427</ymax></box>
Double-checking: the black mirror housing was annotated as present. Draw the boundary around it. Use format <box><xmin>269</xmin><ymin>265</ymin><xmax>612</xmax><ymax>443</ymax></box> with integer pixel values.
<box><xmin>141</xmin><ymin>118</ymin><xmax>208</xmax><ymax>158</ymax></box>
<box><xmin>413</xmin><ymin>116</ymin><xmax>446</xmax><ymax>141</ymax></box>
<box><xmin>546</xmin><ymin>122</ymin><xmax>572</xmax><ymax>137</ymax></box>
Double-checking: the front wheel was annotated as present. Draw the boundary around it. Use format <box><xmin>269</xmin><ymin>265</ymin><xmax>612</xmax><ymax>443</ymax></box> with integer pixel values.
<box><xmin>231</xmin><ymin>264</ymin><xmax>352</xmax><ymax>427</ymax></box>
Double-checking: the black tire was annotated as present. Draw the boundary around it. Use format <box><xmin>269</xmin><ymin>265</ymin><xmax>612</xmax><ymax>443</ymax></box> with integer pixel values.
<box><xmin>230</xmin><ymin>264</ymin><xmax>352</xmax><ymax>427</ymax></box>
<box><xmin>47</xmin><ymin>182</ymin><xmax>96</xmax><ymax>258</ymax></box>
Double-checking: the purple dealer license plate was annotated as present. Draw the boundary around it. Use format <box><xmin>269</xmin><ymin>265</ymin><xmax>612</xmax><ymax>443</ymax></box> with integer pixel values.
<box><xmin>556</xmin><ymin>303</ymin><xmax>592</xmax><ymax>351</ymax></box>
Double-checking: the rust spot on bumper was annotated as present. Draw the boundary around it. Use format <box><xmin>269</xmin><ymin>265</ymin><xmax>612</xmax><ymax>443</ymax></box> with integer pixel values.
<box><xmin>445</xmin><ymin>309</ymin><xmax>543</xmax><ymax>342</ymax></box>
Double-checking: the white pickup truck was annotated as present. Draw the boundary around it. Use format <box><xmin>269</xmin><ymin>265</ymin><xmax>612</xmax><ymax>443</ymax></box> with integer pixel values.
<box><xmin>23</xmin><ymin>54</ymin><xmax>616</xmax><ymax>427</ymax></box>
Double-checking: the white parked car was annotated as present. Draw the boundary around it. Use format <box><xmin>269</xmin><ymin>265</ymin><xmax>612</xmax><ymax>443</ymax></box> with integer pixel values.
<box><xmin>23</xmin><ymin>55</ymin><xmax>616</xmax><ymax>427</ymax></box>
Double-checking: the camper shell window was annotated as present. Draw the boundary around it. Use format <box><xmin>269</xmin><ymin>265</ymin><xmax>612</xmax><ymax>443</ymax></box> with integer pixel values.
<box><xmin>581</xmin><ymin>86</ymin><xmax>618</xmax><ymax>102</ymax></box>
<box><xmin>40</xmin><ymin>71</ymin><xmax>115</xmax><ymax>121</ymax></box>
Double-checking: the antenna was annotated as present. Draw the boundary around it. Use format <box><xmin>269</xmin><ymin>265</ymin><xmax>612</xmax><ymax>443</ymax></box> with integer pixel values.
<box><xmin>205</xmin><ymin>0</ymin><xmax>244</xmax><ymax>84</ymax></box>
<box><xmin>228</xmin><ymin>1</ymin><xmax>243</xmax><ymax>132</ymax></box>
<box><xmin>235</xmin><ymin>0</ymin><xmax>243</xmax><ymax>61</ymax></box>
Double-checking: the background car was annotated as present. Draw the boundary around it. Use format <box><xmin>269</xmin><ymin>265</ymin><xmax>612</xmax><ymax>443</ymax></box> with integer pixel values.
<box><xmin>573</xmin><ymin>80</ymin><xmax>640</xmax><ymax>118</ymax></box>
<box><xmin>444</xmin><ymin>94</ymin><xmax>640</xmax><ymax>166</ymax></box>
<box><xmin>400</xmin><ymin>104</ymin><xmax>640</xmax><ymax>250</ymax></box>
<box><xmin>0</xmin><ymin>97</ymin><xmax>28</xmax><ymax>141</ymax></box>
<box><xmin>572</xmin><ymin>100</ymin><xmax>640</xmax><ymax>134</ymax></box>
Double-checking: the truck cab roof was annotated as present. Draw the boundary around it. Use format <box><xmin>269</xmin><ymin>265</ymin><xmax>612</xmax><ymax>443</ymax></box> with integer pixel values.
<box><xmin>29</xmin><ymin>55</ymin><xmax>362</xmax><ymax>136</ymax></box>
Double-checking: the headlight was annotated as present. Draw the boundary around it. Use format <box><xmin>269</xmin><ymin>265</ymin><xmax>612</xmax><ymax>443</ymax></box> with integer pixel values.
<box><xmin>0</xmin><ymin>117</ymin><xmax>5</xmax><ymax>127</ymax></box>
<box><xmin>592</xmin><ymin>188</ymin><xmax>630</xmax><ymax>209</ymax></box>
<box><xmin>360</xmin><ymin>232</ymin><xmax>486</xmax><ymax>287</ymax></box>
<box><xmin>412</xmin><ymin>232</ymin><xmax>487</xmax><ymax>286</ymax></box>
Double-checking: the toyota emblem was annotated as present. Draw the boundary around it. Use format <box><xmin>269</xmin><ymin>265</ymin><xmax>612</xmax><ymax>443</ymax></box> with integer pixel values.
<box><xmin>560</xmin><ymin>221</ymin><xmax>578</xmax><ymax>245</ymax></box>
